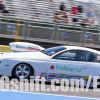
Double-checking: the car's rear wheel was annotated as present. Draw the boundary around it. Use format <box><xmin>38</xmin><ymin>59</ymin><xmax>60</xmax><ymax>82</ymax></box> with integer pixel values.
<box><xmin>13</xmin><ymin>63</ymin><xmax>33</xmax><ymax>79</ymax></box>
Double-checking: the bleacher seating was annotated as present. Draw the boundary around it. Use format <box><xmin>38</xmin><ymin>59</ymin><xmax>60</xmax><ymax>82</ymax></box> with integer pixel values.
<box><xmin>91</xmin><ymin>3</ymin><xmax>100</xmax><ymax>14</ymax></box>
<box><xmin>2</xmin><ymin>0</ymin><xmax>87</xmax><ymax>25</ymax></box>
<box><xmin>0</xmin><ymin>0</ymin><xmax>99</xmax><ymax>49</ymax></box>
<box><xmin>89</xmin><ymin>2</ymin><xmax>100</xmax><ymax>24</ymax></box>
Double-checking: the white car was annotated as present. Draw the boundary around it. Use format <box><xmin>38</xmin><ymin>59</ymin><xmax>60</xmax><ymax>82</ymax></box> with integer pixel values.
<box><xmin>1</xmin><ymin>42</ymin><xmax>100</xmax><ymax>86</ymax></box>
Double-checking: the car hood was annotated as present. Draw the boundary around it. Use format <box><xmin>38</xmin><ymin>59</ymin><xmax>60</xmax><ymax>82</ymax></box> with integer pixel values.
<box><xmin>0</xmin><ymin>51</ymin><xmax>50</xmax><ymax>60</ymax></box>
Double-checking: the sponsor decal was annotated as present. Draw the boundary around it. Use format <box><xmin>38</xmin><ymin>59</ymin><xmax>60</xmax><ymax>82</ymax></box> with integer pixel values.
<box><xmin>55</xmin><ymin>65</ymin><xmax>81</xmax><ymax>73</ymax></box>
<box><xmin>41</xmin><ymin>72</ymin><xmax>47</xmax><ymax>80</ymax></box>
<box><xmin>59</xmin><ymin>73</ymin><xmax>67</xmax><ymax>76</ymax></box>
<box><xmin>16</xmin><ymin>45</ymin><xmax>40</xmax><ymax>51</ymax></box>
<box><xmin>47</xmin><ymin>72</ymin><xmax>94</xmax><ymax>87</ymax></box>
<box><xmin>49</xmin><ymin>73</ymin><xmax>52</xmax><ymax>75</ymax></box>
<box><xmin>49</xmin><ymin>75</ymin><xmax>56</xmax><ymax>77</ymax></box>
<box><xmin>50</xmin><ymin>65</ymin><xmax>54</xmax><ymax>69</ymax></box>
<box><xmin>83</xmin><ymin>76</ymin><xmax>89</xmax><ymax>79</ymax></box>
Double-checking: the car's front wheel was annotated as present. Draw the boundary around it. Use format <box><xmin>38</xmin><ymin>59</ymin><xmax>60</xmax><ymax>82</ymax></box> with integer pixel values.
<box><xmin>13</xmin><ymin>63</ymin><xmax>33</xmax><ymax>79</ymax></box>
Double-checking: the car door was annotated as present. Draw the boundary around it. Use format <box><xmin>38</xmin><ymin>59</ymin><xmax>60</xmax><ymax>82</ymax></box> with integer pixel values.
<box><xmin>87</xmin><ymin>52</ymin><xmax>100</xmax><ymax>76</ymax></box>
<box><xmin>48</xmin><ymin>50</ymin><xmax>90</xmax><ymax>81</ymax></box>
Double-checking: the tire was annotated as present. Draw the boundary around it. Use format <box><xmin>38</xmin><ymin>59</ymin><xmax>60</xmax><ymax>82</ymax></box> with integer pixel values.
<box><xmin>13</xmin><ymin>63</ymin><xmax>33</xmax><ymax>79</ymax></box>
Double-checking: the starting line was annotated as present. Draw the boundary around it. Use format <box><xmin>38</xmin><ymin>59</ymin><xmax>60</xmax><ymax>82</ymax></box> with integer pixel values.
<box><xmin>0</xmin><ymin>91</ymin><xmax>99</xmax><ymax>100</ymax></box>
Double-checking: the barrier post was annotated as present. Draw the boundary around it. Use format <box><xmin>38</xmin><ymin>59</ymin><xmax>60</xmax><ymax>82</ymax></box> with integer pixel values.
<box><xmin>15</xmin><ymin>18</ymin><xmax>21</xmax><ymax>42</ymax></box>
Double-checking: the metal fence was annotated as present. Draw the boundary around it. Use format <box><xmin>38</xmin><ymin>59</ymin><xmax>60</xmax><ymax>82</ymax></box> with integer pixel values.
<box><xmin>0</xmin><ymin>20</ymin><xmax>100</xmax><ymax>48</ymax></box>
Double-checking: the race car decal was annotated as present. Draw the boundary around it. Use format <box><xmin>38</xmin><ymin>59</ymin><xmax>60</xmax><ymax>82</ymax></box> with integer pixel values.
<box><xmin>50</xmin><ymin>65</ymin><xmax>54</xmax><ymax>69</ymax></box>
<box><xmin>9</xmin><ymin>42</ymin><xmax>45</xmax><ymax>52</ymax></box>
<box><xmin>50</xmin><ymin>65</ymin><xmax>81</xmax><ymax>73</ymax></box>
<box><xmin>43</xmin><ymin>72</ymin><xmax>94</xmax><ymax>87</ymax></box>
<box><xmin>16</xmin><ymin>45</ymin><xmax>40</xmax><ymax>51</ymax></box>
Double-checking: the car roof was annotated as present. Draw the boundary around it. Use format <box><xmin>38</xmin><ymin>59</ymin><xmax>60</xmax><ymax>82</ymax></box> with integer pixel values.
<box><xmin>63</xmin><ymin>46</ymin><xmax>100</xmax><ymax>54</ymax></box>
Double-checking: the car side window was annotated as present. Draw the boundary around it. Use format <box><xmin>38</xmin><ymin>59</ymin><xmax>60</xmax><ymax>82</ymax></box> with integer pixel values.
<box><xmin>85</xmin><ymin>52</ymin><xmax>100</xmax><ymax>63</ymax></box>
<box><xmin>96</xmin><ymin>54</ymin><xmax>100</xmax><ymax>63</ymax></box>
<box><xmin>86</xmin><ymin>52</ymin><xmax>95</xmax><ymax>62</ymax></box>
<box><xmin>53</xmin><ymin>50</ymin><xmax>87</xmax><ymax>61</ymax></box>
<box><xmin>75</xmin><ymin>50</ymin><xmax>86</xmax><ymax>61</ymax></box>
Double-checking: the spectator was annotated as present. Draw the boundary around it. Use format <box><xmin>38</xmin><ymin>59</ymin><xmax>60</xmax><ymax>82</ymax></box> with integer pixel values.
<box><xmin>87</xmin><ymin>10</ymin><xmax>95</xmax><ymax>25</ymax></box>
<box><xmin>77</xmin><ymin>5</ymin><xmax>83</xmax><ymax>13</ymax></box>
<box><xmin>72</xmin><ymin>18</ymin><xmax>78</xmax><ymax>23</ymax></box>
<box><xmin>80</xmin><ymin>19</ymin><xmax>88</xmax><ymax>26</ymax></box>
<box><xmin>2</xmin><ymin>8</ymin><xmax>8</xmax><ymax>15</ymax></box>
<box><xmin>59</xmin><ymin>2</ymin><xmax>66</xmax><ymax>12</ymax></box>
<box><xmin>54</xmin><ymin>10</ymin><xmax>61</xmax><ymax>23</ymax></box>
<box><xmin>71</xmin><ymin>6</ymin><xmax>78</xmax><ymax>14</ymax></box>
<box><xmin>63</xmin><ymin>10</ymin><xmax>71</xmax><ymax>23</ymax></box>
<box><xmin>0</xmin><ymin>0</ymin><xmax>5</xmax><ymax>12</ymax></box>
<box><xmin>46</xmin><ymin>0</ymin><xmax>54</xmax><ymax>3</ymax></box>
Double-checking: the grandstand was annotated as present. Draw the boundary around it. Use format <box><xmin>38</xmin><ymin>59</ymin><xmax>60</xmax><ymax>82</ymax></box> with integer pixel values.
<box><xmin>4</xmin><ymin>0</ymin><xmax>86</xmax><ymax>22</ymax></box>
<box><xmin>0</xmin><ymin>0</ymin><xmax>100</xmax><ymax>49</ymax></box>
<box><xmin>90</xmin><ymin>2</ymin><xmax>100</xmax><ymax>23</ymax></box>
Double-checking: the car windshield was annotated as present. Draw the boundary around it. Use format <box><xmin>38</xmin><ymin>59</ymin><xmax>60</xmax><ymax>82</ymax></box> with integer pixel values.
<box><xmin>42</xmin><ymin>46</ymin><xmax>66</xmax><ymax>56</ymax></box>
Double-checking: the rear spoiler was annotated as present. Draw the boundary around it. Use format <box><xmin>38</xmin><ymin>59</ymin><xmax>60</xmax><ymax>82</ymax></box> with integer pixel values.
<box><xmin>9</xmin><ymin>42</ymin><xmax>45</xmax><ymax>52</ymax></box>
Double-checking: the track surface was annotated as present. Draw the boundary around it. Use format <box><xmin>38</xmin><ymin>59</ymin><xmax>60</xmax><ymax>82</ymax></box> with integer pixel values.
<box><xmin>0</xmin><ymin>90</ymin><xmax>99</xmax><ymax>100</ymax></box>
<box><xmin>0</xmin><ymin>80</ymin><xmax>100</xmax><ymax>99</ymax></box>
